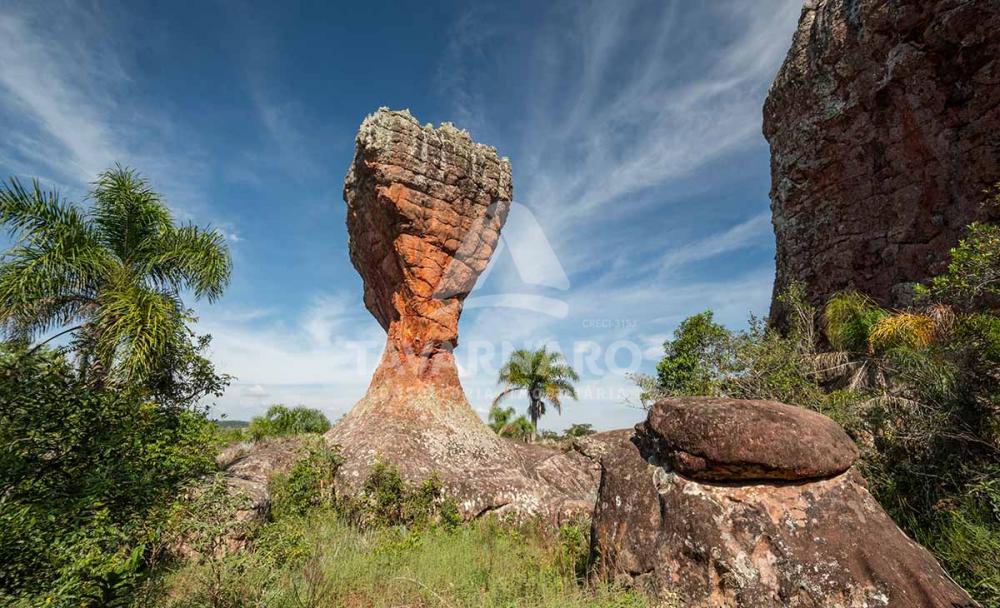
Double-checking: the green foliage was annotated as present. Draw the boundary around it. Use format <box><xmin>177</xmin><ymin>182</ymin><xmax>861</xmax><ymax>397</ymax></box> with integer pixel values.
<box><xmin>488</xmin><ymin>404</ymin><xmax>535</xmax><ymax>441</ymax></box>
<box><xmin>269</xmin><ymin>443</ymin><xmax>343</xmax><ymax>520</ymax></box>
<box><xmin>495</xmin><ymin>347</ymin><xmax>580</xmax><ymax>436</ymax></box>
<box><xmin>919</xmin><ymin>218</ymin><xmax>1000</xmax><ymax>310</ymax></box>
<box><xmin>564</xmin><ymin>423</ymin><xmax>596</xmax><ymax>437</ymax></box>
<box><xmin>147</xmin><ymin>511</ymin><xmax>655</xmax><ymax>608</ymax></box>
<box><xmin>823</xmin><ymin>291</ymin><xmax>888</xmax><ymax>353</ymax></box>
<box><xmin>643</xmin><ymin>248</ymin><xmax>1000</xmax><ymax>605</ymax></box>
<box><xmin>655</xmin><ymin>311</ymin><xmax>733</xmax><ymax>396</ymax></box>
<box><xmin>163</xmin><ymin>474</ymin><xmax>259</xmax><ymax>562</ymax></box>
<box><xmin>922</xmin><ymin>473</ymin><xmax>1000</xmax><ymax>603</ymax></box>
<box><xmin>339</xmin><ymin>461</ymin><xmax>461</xmax><ymax>530</ymax></box>
<box><xmin>646</xmin><ymin>289</ymin><xmax>831</xmax><ymax>409</ymax></box>
<box><xmin>0</xmin><ymin>343</ymin><xmax>218</xmax><ymax>606</ymax></box>
<box><xmin>0</xmin><ymin>166</ymin><xmax>231</xmax><ymax>391</ymax></box>
<box><xmin>248</xmin><ymin>404</ymin><xmax>331</xmax><ymax>441</ymax></box>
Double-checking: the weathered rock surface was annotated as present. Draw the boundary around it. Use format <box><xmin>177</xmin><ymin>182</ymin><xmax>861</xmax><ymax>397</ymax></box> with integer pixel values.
<box><xmin>645</xmin><ymin>397</ymin><xmax>858</xmax><ymax>481</ymax></box>
<box><xmin>173</xmin><ymin>437</ymin><xmax>312</xmax><ymax>558</ymax></box>
<box><xmin>590</xmin><ymin>400</ymin><xmax>977</xmax><ymax>607</ymax></box>
<box><xmin>327</xmin><ymin>109</ymin><xmax>598</xmax><ymax>520</ymax></box>
<box><xmin>765</xmin><ymin>0</ymin><xmax>1000</xmax><ymax>317</ymax></box>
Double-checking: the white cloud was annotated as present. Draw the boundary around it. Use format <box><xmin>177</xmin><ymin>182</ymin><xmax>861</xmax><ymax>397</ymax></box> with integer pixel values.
<box><xmin>514</xmin><ymin>0</ymin><xmax>800</xmax><ymax>230</ymax></box>
<box><xmin>657</xmin><ymin>213</ymin><xmax>772</xmax><ymax>274</ymax></box>
<box><xmin>245</xmin><ymin>384</ymin><xmax>268</xmax><ymax>397</ymax></box>
<box><xmin>197</xmin><ymin>293</ymin><xmax>385</xmax><ymax>419</ymax></box>
<box><xmin>0</xmin><ymin>10</ymin><xmax>123</xmax><ymax>183</ymax></box>
<box><xmin>0</xmin><ymin>4</ymin><xmax>231</xmax><ymax>225</ymax></box>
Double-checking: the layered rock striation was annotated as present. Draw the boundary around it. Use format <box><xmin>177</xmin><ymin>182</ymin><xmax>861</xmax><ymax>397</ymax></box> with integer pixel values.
<box><xmin>588</xmin><ymin>398</ymin><xmax>976</xmax><ymax>607</ymax></box>
<box><xmin>765</xmin><ymin>0</ymin><xmax>1000</xmax><ymax>317</ymax></box>
<box><xmin>326</xmin><ymin>109</ymin><xmax>598</xmax><ymax>520</ymax></box>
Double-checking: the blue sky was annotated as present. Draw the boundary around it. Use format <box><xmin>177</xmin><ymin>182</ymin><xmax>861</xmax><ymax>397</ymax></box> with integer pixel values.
<box><xmin>0</xmin><ymin>0</ymin><xmax>803</xmax><ymax>430</ymax></box>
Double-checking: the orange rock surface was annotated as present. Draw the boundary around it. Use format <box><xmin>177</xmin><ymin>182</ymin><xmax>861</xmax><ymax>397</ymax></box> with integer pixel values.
<box><xmin>328</xmin><ymin>109</ymin><xmax>598</xmax><ymax>520</ymax></box>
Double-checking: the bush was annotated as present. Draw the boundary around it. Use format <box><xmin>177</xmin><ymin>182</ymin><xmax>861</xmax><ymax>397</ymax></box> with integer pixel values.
<box><xmin>269</xmin><ymin>443</ymin><xmax>343</xmax><ymax>520</ymax></box>
<box><xmin>655</xmin><ymin>310</ymin><xmax>733</xmax><ymax>396</ymax></box>
<box><xmin>339</xmin><ymin>461</ymin><xmax>461</xmax><ymax>530</ymax></box>
<box><xmin>641</xmin><ymin>261</ymin><xmax>999</xmax><ymax>605</ymax></box>
<box><xmin>0</xmin><ymin>343</ymin><xmax>218</xmax><ymax>606</ymax></box>
<box><xmin>248</xmin><ymin>405</ymin><xmax>331</xmax><ymax>441</ymax></box>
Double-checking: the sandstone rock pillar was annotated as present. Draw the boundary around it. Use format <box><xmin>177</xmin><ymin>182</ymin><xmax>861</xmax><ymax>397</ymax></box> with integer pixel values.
<box><xmin>326</xmin><ymin>109</ymin><xmax>597</xmax><ymax>519</ymax></box>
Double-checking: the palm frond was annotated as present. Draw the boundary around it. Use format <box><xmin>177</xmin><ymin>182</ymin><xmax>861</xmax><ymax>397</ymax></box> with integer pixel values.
<box><xmin>90</xmin><ymin>166</ymin><xmax>172</xmax><ymax>263</ymax></box>
<box><xmin>823</xmin><ymin>291</ymin><xmax>888</xmax><ymax>353</ymax></box>
<box><xmin>141</xmin><ymin>224</ymin><xmax>232</xmax><ymax>301</ymax></box>
<box><xmin>0</xmin><ymin>244</ymin><xmax>102</xmax><ymax>337</ymax></box>
<box><xmin>548</xmin><ymin>377</ymin><xmax>578</xmax><ymax>400</ymax></box>
<box><xmin>94</xmin><ymin>280</ymin><xmax>187</xmax><ymax>385</ymax></box>
<box><xmin>868</xmin><ymin>312</ymin><xmax>936</xmax><ymax>354</ymax></box>
<box><xmin>491</xmin><ymin>386</ymin><xmax>522</xmax><ymax>407</ymax></box>
<box><xmin>0</xmin><ymin>178</ymin><xmax>91</xmax><ymax>244</ymax></box>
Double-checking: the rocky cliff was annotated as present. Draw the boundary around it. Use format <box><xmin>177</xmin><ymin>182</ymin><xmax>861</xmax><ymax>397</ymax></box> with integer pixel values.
<box><xmin>326</xmin><ymin>109</ymin><xmax>598</xmax><ymax>520</ymax></box>
<box><xmin>765</xmin><ymin>0</ymin><xmax>1000</xmax><ymax>316</ymax></box>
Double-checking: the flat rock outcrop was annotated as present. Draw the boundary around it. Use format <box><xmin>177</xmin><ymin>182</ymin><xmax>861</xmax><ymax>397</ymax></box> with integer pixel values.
<box><xmin>326</xmin><ymin>109</ymin><xmax>598</xmax><ymax>520</ymax></box>
<box><xmin>590</xmin><ymin>399</ymin><xmax>977</xmax><ymax>607</ymax></box>
<box><xmin>765</xmin><ymin>0</ymin><xmax>1000</xmax><ymax>316</ymax></box>
<box><xmin>645</xmin><ymin>397</ymin><xmax>858</xmax><ymax>481</ymax></box>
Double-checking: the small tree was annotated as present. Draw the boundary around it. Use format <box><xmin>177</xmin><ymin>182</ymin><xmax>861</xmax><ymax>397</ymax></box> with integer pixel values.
<box><xmin>655</xmin><ymin>311</ymin><xmax>733</xmax><ymax>396</ymax></box>
<box><xmin>493</xmin><ymin>347</ymin><xmax>579</xmax><ymax>440</ymax></box>
<box><xmin>0</xmin><ymin>166</ymin><xmax>231</xmax><ymax>395</ymax></box>
<box><xmin>248</xmin><ymin>404</ymin><xmax>331</xmax><ymax>441</ymax></box>
<box><xmin>563</xmin><ymin>423</ymin><xmax>595</xmax><ymax>438</ymax></box>
<box><xmin>487</xmin><ymin>404</ymin><xmax>534</xmax><ymax>441</ymax></box>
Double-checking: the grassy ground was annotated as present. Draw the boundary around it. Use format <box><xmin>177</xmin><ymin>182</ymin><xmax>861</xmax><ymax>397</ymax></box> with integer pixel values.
<box><xmin>139</xmin><ymin>511</ymin><xmax>657</xmax><ymax>608</ymax></box>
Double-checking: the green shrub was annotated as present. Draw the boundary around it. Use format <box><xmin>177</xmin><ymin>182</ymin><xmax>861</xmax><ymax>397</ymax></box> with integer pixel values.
<box><xmin>339</xmin><ymin>460</ymin><xmax>460</xmax><ymax>530</ymax></box>
<box><xmin>248</xmin><ymin>404</ymin><xmax>331</xmax><ymax>441</ymax></box>
<box><xmin>921</xmin><ymin>473</ymin><xmax>1000</xmax><ymax>603</ymax></box>
<box><xmin>0</xmin><ymin>344</ymin><xmax>218</xmax><ymax>606</ymax></box>
<box><xmin>642</xmin><ymin>270</ymin><xmax>999</xmax><ymax>605</ymax></box>
<box><xmin>655</xmin><ymin>310</ymin><xmax>733</xmax><ymax>396</ymax></box>
<box><xmin>269</xmin><ymin>443</ymin><xmax>343</xmax><ymax>520</ymax></box>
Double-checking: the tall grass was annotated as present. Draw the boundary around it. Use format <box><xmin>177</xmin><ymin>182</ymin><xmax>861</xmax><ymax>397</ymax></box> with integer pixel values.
<box><xmin>143</xmin><ymin>511</ymin><xmax>653</xmax><ymax>608</ymax></box>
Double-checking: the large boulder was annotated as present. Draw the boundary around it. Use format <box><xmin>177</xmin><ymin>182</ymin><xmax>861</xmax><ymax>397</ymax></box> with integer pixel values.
<box><xmin>590</xmin><ymin>399</ymin><xmax>977</xmax><ymax>607</ymax></box>
<box><xmin>644</xmin><ymin>397</ymin><xmax>857</xmax><ymax>481</ymax></box>
<box><xmin>765</xmin><ymin>0</ymin><xmax>1000</xmax><ymax>317</ymax></box>
<box><xmin>327</xmin><ymin>109</ymin><xmax>598</xmax><ymax>520</ymax></box>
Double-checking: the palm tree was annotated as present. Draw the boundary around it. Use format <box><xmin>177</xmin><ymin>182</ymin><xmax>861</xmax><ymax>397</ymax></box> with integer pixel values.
<box><xmin>493</xmin><ymin>347</ymin><xmax>579</xmax><ymax>440</ymax></box>
<box><xmin>818</xmin><ymin>291</ymin><xmax>945</xmax><ymax>392</ymax></box>
<box><xmin>0</xmin><ymin>166</ymin><xmax>231</xmax><ymax>386</ymax></box>
<box><xmin>487</xmin><ymin>404</ymin><xmax>535</xmax><ymax>442</ymax></box>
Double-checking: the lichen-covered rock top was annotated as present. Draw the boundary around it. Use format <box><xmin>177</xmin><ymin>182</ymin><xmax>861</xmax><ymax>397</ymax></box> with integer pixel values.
<box><xmin>345</xmin><ymin>108</ymin><xmax>512</xmax><ymax>384</ymax></box>
<box><xmin>643</xmin><ymin>397</ymin><xmax>858</xmax><ymax>481</ymax></box>
<box><xmin>764</xmin><ymin>0</ymin><xmax>1000</xmax><ymax>317</ymax></box>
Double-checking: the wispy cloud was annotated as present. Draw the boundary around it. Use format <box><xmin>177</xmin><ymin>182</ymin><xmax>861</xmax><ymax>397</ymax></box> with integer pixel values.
<box><xmin>516</xmin><ymin>0</ymin><xmax>799</xmax><ymax>226</ymax></box>
<box><xmin>196</xmin><ymin>293</ymin><xmax>385</xmax><ymax>418</ymax></box>
<box><xmin>657</xmin><ymin>212</ymin><xmax>772</xmax><ymax>274</ymax></box>
<box><xmin>0</xmin><ymin>3</ymin><xmax>221</xmax><ymax>221</ymax></box>
<box><xmin>0</xmin><ymin>9</ymin><xmax>123</xmax><ymax>184</ymax></box>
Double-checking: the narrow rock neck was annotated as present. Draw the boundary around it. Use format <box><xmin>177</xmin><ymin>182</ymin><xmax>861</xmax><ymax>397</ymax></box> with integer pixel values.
<box><xmin>368</xmin><ymin>324</ymin><xmax>462</xmax><ymax>390</ymax></box>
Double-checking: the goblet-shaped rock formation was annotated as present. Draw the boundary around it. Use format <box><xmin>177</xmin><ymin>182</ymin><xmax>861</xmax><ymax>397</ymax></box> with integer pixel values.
<box><xmin>327</xmin><ymin>109</ymin><xmax>597</xmax><ymax>519</ymax></box>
